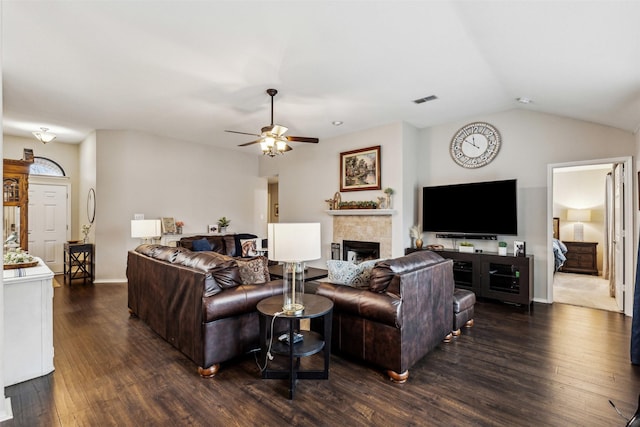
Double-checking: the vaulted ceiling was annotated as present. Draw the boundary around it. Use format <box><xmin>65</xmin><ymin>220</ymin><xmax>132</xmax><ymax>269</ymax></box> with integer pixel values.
<box><xmin>3</xmin><ymin>1</ymin><xmax>639</xmax><ymax>151</ymax></box>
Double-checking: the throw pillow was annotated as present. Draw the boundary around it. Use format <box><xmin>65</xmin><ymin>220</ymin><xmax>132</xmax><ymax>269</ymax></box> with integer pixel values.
<box><xmin>192</xmin><ymin>238</ymin><xmax>213</xmax><ymax>252</ymax></box>
<box><xmin>326</xmin><ymin>260</ymin><xmax>359</xmax><ymax>286</ymax></box>
<box><xmin>236</xmin><ymin>256</ymin><xmax>270</xmax><ymax>284</ymax></box>
<box><xmin>240</xmin><ymin>238</ymin><xmax>258</xmax><ymax>257</ymax></box>
<box><xmin>351</xmin><ymin>259</ymin><xmax>381</xmax><ymax>289</ymax></box>
<box><xmin>233</xmin><ymin>233</ymin><xmax>258</xmax><ymax>257</ymax></box>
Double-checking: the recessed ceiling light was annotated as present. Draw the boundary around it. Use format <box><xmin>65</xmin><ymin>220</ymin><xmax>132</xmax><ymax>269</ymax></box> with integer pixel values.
<box><xmin>413</xmin><ymin>95</ymin><xmax>438</xmax><ymax>104</ymax></box>
<box><xmin>332</xmin><ymin>121</ymin><xmax>343</xmax><ymax>126</ymax></box>
<box><xmin>516</xmin><ymin>97</ymin><xmax>533</xmax><ymax>104</ymax></box>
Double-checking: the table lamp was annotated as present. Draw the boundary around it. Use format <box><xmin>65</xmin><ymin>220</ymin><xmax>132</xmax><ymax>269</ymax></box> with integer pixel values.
<box><xmin>567</xmin><ymin>209</ymin><xmax>591</xmax><ymax>241</ymax></box>
<box><xmin>131</xmin><ymin>219</ymin><xmax>162</xmax><ymax>244</ymax></box>
<box><xmin>268</xmin><ymin>223</ymin><xmax>321</xmax><ymax>315</ymax></box>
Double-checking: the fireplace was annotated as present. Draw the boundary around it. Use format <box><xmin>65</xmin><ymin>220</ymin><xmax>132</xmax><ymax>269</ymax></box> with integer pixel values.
<box><xmin>342</xmin><ymin>240</ymin><xmax>380</xmax><ymax>263</ymax></box>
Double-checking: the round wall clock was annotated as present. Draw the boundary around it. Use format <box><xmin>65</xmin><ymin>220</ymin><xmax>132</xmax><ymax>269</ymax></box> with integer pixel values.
<box><xmin>450</xmin><ymin>122</ymin><xmax>501</xmax><ymax>168</ymax></box>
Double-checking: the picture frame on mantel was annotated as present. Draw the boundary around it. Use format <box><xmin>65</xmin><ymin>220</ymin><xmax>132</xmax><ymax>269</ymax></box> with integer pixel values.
<box><xmin>340</xmin><ymin>145</ymin><xmax>381</xmax><ymax>192</ymax></box>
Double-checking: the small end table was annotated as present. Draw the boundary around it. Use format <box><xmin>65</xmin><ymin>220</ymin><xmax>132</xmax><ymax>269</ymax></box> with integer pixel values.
<box><xmin>257</xmin><ymin>294</ymin><xmax>333</xmax><ymax>399</ymax></box>
<box><xmin>63</xmin><ymin>243</ymin><xmax>94</xmax><ymax>285</ymax></box>
<box><xmin>268</xmin><ymin>265</ymin><xmax>328</xmax><ymax>281</ymax></box>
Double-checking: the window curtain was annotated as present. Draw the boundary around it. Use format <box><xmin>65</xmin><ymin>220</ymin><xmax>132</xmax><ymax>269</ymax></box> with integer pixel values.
<box><xmin>603</xmin><ymin>172</ymin><xmax>613</xmax><ymax>281</ymax></box>
<box><xmin>631</xmin><ymin>229</ymin><xmax>640</xmax><ymax>364</ymax></box>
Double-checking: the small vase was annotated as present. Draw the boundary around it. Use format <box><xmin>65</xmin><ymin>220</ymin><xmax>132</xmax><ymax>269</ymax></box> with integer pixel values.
<box><xmin>176</xmin><ymin>226</ymin><xmax>183</xmax><ymax>234</ymax></box>
<box><xmin>498</xmin><ymin>247</ymin><xmax>507</xmax><ymax>256</ymax></box>
<box><xmin>386</xmin><ymin>194</ymin><xmax>392</xmax><ymax>209</ymax></box>
<box><xmin>415</xmin><ymin>238</ymin><xmax>423</xmax><ymax>249</ymax></box>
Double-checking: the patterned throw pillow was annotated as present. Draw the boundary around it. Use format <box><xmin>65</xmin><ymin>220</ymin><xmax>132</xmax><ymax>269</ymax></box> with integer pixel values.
<box><xmin>327</xmin><ymin>259</ymin><xmax>382</xmax><ymax>288</ymax></box>
<box><xmin>326</xmin><ymin>260</ymin><xmax>359</xmax><ymax>286</ymax></box>
<box><xmin>351</xmin><ymin>259</ymin><xmax>381</xmax><ymax>289</ymax></box>
<box><xmin>236</xmin><ymin>256</ymin><xmax>269</xmax><ymax>284</ymax></box>
<box><xmin>240</xmin><ymin>238</ymin><xmax>258</xmax><ymax>257</ymax></box>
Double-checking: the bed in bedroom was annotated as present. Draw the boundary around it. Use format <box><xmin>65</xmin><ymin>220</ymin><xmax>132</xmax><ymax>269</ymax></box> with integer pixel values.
<box><xmin>552</xmin><ymin>217</ymin><xmax>567</xmax><ymax>272</ymax></box>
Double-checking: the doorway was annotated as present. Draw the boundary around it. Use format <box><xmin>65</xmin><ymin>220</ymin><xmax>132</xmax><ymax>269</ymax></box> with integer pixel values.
<box><xmin>268</xmin><ymin>176</ymin><xmax>279</xmax><ymax>224</ymax></box>
<box><xmin>547</xmin><ymin>157</ymin><xmax>633</xmax><ymax>315</ymax></box>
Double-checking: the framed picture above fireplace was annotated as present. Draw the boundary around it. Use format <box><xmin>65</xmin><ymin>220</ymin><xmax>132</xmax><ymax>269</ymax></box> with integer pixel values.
<box><xmin>340</xmin><ymin>145</ymin><xmax>381</xmax><ymax>192</ymax></box>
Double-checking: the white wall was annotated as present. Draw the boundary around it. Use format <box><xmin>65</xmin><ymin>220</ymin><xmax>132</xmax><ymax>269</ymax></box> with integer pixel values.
<box><xmin>95</xmin><ymin>130</ymin><xmax>267</xmax><ymax>281</ymax></box>
<box><xmin>4</xmin><ymin>135</ymin><xmax>80</xmax><ymax>239</ymax></box>
<box><xmin>259</xmin><ymin>122</ymin><xmax>414</xmax><ymax>267</ymax></box>
<box><xmin>418</xmin><ymin>109</ymin><xmax>635</xmax><ymax>302</ymax></box>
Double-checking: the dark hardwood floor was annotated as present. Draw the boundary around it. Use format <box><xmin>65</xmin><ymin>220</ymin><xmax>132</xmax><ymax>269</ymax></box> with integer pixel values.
<box><xmin>2</xmin><ymin>278</ymin><xmax>640</xmax><ymax>426</ymax></box>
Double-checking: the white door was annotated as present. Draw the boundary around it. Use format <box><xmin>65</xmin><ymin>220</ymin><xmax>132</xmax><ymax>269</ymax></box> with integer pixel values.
<box><xmin>614</xmin><ymin>164</ymin><xmax>624</xmax><ymax>311</ymax></box>
<box><xmin>28</xmin><ymin>183</ymin><xmax>68</xmax><ymax>273</ymax></box>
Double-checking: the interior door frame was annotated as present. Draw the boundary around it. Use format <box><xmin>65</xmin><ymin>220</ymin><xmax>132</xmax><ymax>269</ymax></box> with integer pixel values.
<box><xmin>547</xmin><ymin>156</ymin><xmax>634</xmax><ymax>316</ymax></box>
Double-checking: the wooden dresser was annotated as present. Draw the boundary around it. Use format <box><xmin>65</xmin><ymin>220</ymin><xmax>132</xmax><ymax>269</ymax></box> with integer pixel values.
<box><xmin>561</xmin><ymin>241</ymin><xmax>598</xmax><ymax>275</ymax></box>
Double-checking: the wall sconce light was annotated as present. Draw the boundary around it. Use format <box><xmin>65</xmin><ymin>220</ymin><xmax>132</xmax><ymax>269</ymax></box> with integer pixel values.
<box><xmin>567</xmin><ymin>209</ymin><xmax>591</xmax><ymax>241</ymax></box>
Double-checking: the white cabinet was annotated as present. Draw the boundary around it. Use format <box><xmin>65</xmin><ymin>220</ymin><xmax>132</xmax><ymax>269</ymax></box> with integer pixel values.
<box><xmin>4</xmin><ymin>259</ymin><xmax>54</xmax><ymax>386</ymax></box>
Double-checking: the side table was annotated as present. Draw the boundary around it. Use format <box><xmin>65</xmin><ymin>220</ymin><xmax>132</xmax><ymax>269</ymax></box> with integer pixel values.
<box><xmin>63</xmin><ymin>242</ymin><xmax>95</xmax><ymax>285</ymax></box>
<box><xmin>268</xmin><ymin>264</ymin><xmax>328</xmax><ymax>281</ymax></box>
<box><xmin>257</xmin><ymin>294</ymin><xmax>333</xmax><ymax>399</ymax></box>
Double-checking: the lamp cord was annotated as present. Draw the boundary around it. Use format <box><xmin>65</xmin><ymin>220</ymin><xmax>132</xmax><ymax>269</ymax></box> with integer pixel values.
<box><xmin>255</xmin><ymin>311</ymin><xmax>284</xmax><ymax>373</ymax></box>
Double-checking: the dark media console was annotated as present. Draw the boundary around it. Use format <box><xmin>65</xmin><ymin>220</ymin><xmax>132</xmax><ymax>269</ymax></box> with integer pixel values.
<box><xmin>406</xmin><ymin>247</ymin><xmax>533</xmax><ymax>311</ymax></box>
<box><xmin>435</xmin><ymin>234</ymin><xmax>497</xmax><ymax>240</ymax></box>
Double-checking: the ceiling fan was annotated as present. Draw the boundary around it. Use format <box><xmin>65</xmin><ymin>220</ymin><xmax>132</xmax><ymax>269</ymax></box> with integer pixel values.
<box><xmin>225</xmin><ymin>88</ymin><xmax>319</xmax><ymax>156</ymax></box>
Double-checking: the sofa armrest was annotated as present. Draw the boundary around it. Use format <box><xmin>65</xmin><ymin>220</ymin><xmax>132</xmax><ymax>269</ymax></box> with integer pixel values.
<box><xmin>203</xmin><ymin>280</ymin><xmax>283</xmax><ymax>322</ymax></box>
<box><xmin>315</xmin><ymin>282</ymin><xmax>401</xmax><ymax>327</ymax></box>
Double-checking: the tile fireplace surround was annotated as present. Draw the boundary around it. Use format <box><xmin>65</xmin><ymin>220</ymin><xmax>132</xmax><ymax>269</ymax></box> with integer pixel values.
<box><xmin>331</xmin><ymin>215</ymin><xmax>392</xmax><ymax>259</ymax></box>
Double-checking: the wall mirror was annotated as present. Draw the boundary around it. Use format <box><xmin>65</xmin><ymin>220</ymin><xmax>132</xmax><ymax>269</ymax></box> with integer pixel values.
<box><xmin>87</xmin><ymin>188</ymin><xmax>96</xmax><ymax>224</ymax></box>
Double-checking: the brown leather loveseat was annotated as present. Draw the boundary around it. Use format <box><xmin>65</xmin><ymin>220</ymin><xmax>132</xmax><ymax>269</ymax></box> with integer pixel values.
<box><xmin>314</xmin><ymin>250</ymin><xmax>454</xmax><ymax>383</ymax></box>
<box><xmin>126</xmin><ymin>244</ymin><xmax>281</xmax><ymax>377</ymax></box>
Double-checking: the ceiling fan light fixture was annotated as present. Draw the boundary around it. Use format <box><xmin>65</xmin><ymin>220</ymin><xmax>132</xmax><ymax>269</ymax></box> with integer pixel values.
<box><xmin>228</xmin><ymin>88</ymin><xmax>319</xmax><ymax>158</ymax></box>
<box><xmin>32</xmin><ymin>127</ymin><xmax>56</xmax><ymax>144</ymax></box>
<box><xmin>276</xmin><ymin>140</ymin><xmax>287</xmax><ymax>152</ymax></box>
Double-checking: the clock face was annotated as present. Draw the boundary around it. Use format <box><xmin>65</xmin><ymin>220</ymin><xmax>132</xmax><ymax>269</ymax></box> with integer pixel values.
<box><xmin>450</xmin><ymin>122</ymin><xmax>501</xmax><ymax>168</ymax></box>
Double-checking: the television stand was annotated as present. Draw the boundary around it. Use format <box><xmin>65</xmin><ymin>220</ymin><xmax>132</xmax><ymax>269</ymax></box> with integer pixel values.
<box><xmin>406</xmin><ymin>248</ymin><xmax>533</xmax><ymax>311</ymax></box>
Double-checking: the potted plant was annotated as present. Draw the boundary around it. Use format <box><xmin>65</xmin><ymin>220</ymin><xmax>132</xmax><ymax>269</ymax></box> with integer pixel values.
<box><xmin>498</xmin><ymin>241</ymin><xmax>508</xmax><ymax>255</ymax></box>
<box><xmin>459</xmin><ymin>241</ymin><xmax>474</xmax><ymax>253</ymax></box>
<box><xmin>383</xmin><ymin>187</ymin><xmax>394</xmax><ymax>209</ymax></box>
<box><xmin>410</xmin><ymin>225</ymin><xmax>423</xmax><ymax>249</ymax></box>
<box><xmin>175</xmin><ymin>221</ymin><xmax>184</xmax><ymax>234</ymax></box>
<box><xmin>217</xmin><ymin>216</ymin><xmax>231</xmax><ymax>234</ymax></box>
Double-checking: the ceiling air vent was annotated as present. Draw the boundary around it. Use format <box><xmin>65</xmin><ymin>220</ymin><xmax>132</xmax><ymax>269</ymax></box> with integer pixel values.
<box><xmin>413</xmin><ymin>95</ymin><xmax>438</xmax><ymax>104</ymax></box>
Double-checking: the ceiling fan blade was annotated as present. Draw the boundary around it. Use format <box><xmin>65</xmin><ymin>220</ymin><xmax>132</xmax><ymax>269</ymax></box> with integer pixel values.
<box><xmin>271</xmin><ymin>124</ymin><xmax>288</xmax><ymax>137</ymax></box>
<box><xmin>238</xmin><ymin>140</ymin><xmax>261</xmax><ymax>147</ymax></box>
<box><xmin>225</xmin><ymin>130</ymin><xmax>260</xmax><ymax>137</ymax></box>
<box><xmin>286</xmin><ymin>136</ymin><xmax>319</xmax><ymax>143</ymax></box>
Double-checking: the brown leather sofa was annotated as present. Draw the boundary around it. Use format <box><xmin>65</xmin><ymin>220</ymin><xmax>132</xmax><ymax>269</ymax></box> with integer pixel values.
<box><xmin>314</xmin><ymin>250</ymin><xmax>454</xmax><ymax>383</ymax></box>
<box><xmin>177</xmin><ymin>233</ymin><xmax>257</xmax><ymax>257</ymax></box>
<box><xmin>126</xmin><ymin>244</ymin><xmax>281</xmax><ymax>377</ymax></box>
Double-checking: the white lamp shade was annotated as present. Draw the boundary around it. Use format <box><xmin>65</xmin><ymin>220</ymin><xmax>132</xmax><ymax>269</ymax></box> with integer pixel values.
<box><xmin>567</xmin><ymin>209</ymin><xmax>591</xmax><ymax>222</ymax></box>
<box><xmin>268</xmin><ymin>223</ymin><xmax>321</xmax><ymax>262</ymax></box>
<box><xmin>131</xmin><ymin>219</ymin><xmax>162</xmax><ymax>238</ymax></box>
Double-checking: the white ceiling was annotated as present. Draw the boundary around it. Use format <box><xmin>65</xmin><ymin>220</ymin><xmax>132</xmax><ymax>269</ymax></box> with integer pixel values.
<box><xmin>3</xmin><ymin>1</ymin><xmax>640</xmax><ymax>151</ymax></box>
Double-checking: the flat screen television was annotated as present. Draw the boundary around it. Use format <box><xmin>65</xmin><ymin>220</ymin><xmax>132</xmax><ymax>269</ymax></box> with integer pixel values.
<box><xmin>422</xmin><ymin>179</ymin><xmax>518</xmax><ymax>236</ymax></box>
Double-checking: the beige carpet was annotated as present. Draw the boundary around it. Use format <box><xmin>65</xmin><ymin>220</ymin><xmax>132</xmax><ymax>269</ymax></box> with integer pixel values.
<box><xmin>553</xmin><ymin>271</ymin><xmax>620</xmax><ymax>312</ymax></box>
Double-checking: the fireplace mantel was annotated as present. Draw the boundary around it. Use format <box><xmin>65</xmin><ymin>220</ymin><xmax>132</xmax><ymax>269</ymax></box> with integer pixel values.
<box><xmin>325</xmin><ymin>209</ymin><xmax>395</xmax><ymax>216</ymax></box>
